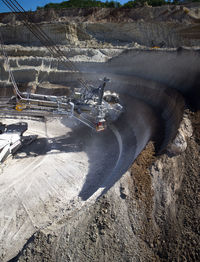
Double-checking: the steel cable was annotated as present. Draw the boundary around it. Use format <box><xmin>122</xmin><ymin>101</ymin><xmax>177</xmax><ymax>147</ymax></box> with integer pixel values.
<box><xmin>2</xmin><ymin>0</ymin><xmax>89</xmax><ymax>89</ymax></box>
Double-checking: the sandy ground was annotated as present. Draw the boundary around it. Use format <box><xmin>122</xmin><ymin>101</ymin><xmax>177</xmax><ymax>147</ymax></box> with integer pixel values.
<box><xmin>0</xmin><ymin>87</ymin><xmax>160</xmax><ymax>261</ymax></box>
<box><xmin>0</xmin><ymin>117</ymin><xmax>88</xmax><ymax>260</ymax></box>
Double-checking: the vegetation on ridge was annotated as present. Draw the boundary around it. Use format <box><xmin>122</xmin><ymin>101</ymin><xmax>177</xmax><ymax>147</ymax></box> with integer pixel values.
<box><xmin>38</xmin><ymin>0</ymin><xmax>121</xmax><ymax>9</ymax></box>
<box><xmin>37</xmin><ymin>0</ymin><xmax>199</xmax><ymax>10</ymax></box>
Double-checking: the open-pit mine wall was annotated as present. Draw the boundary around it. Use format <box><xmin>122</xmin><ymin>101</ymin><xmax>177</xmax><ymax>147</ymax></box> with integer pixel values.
<box><xmin>0</xmin><ymin>6</ymin><xmax>200</xmax><ymax>262</ymax></box>
<box><xmin>1</xmin><ymin>4</ymin><xmax>200</xmax><ymax>47</ymax></box>
<box><xmin>0</xmin><ymin>4</ymin><xmax>200</xmax><ymax>90</ymax></box>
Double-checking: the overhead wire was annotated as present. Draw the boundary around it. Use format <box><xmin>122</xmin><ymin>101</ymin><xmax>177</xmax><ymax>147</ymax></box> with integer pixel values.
<box><xmin>1</xmin><ymin>0</ymin><xmax>89</xmax><ymax>89</ymax></box>
<box><xmin>2</xmin><ymin>0</ymin><xmax>58</xmax><ymax>57</ymax></box>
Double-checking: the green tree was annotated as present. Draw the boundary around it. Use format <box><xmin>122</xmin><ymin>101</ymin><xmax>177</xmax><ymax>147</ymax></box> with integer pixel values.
<box><xmin>37</xmin><ymin>0</ymin><xmax>169</xmax><ymax>10</ymax></box>
<box><xmin>41</xmin><ymin>0</ymin><xmax>121</xmax><ymax>9</ymax></box>
<box><xmin>123</xmin><ymin>0</ymin><xmax>166</xmax><ymax>7</ymax></box>
<box><xmin>123</xmin><ymin>1</ymin><xmax>136</xmax><ymax>8</ymax></box>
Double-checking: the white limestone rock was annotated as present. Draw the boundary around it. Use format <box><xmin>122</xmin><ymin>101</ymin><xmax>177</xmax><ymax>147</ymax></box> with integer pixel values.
<box><xmin>167</xmin><ymin>115</ymin><xmax>193</xmax><ymax>155</ymax></box>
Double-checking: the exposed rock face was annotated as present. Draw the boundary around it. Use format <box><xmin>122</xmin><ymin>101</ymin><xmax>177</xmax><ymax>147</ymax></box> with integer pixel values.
<box><xmin>150</xmin><ymin>111</ymin><xmax>200</xmax><ymax>261</ymax></box>
<box><xmin>167</xmin><ymin>113</ymin><xmax>193</xmax><ymax>155</ymax></box>
<box><xmin>0</xmin><ymin>5</ymin><xmax>199</xmax><ymax>262</ymax></box>
<box><xmin>1</xmin><ymin>21</ymin><xmax>198</xmax><ymax>47</ymax></box>
<box><xmin>0</xmin><ymin>5</ymin><xmax>200</xmax><ymax>47</ymax></box>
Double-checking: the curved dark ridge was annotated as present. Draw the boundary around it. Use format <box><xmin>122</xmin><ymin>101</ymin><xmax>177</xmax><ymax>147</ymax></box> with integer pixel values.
<box><xmin>104</xmin><ymin>48</ymin><xmax>200</xmax><ymax>109</ymax></box>
<box><xmin>79</xmin><ymin>96</ymin><xmax>157</xmax><ymax>200</ymax></box>
<box><xmin>78</xmin><ymin>49</ymin><xmax>199</xmax><ymax>151</ymax></box>
<box><xmin>63</xmin><ymin>70</ymin><xmax>185</xmax><ymax>153</ymax></box>
<box><xmin>112</xmin><ymin>78</ymin><xmax>185</xmax><ymax>152</ymax></box>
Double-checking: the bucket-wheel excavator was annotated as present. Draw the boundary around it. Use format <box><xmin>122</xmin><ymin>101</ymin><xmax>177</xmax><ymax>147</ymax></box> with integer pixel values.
<box><xmin>0</xmin><ymin>0</ymin><xmax>123</xmax><ymax>162</ymax></box>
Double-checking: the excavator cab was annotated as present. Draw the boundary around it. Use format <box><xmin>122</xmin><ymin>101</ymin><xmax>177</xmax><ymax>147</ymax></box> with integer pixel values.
<box><xmin>96</xmin><ymin>119</ymin><xmax>107</xmax><ymax>132</ymax></box>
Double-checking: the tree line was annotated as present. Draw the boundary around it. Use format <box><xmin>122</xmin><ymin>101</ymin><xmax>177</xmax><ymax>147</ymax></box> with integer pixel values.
<box><xmin>37</xmin><ymin>0</ymin><xmax>200</xmax><ymax>10</ymax></box>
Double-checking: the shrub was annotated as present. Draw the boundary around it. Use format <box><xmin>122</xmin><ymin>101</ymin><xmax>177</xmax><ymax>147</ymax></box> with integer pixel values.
<box><xmin>41</xmin><ymin>0</ymin><xmax>121</xmax><ymax>9</ymax></box>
